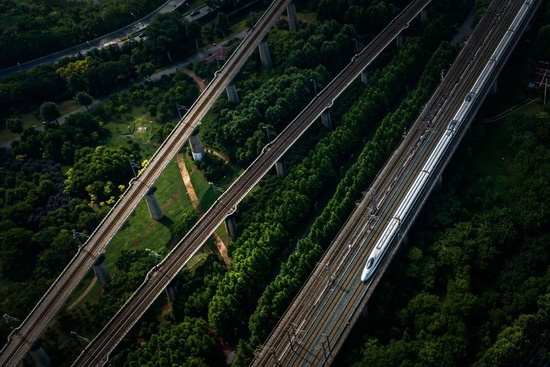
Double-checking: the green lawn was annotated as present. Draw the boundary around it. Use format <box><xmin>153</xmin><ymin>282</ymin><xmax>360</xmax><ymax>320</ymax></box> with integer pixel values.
<box><xmin>183</xmin><ymin>152</ymin><xmax>218</xmax><ymax>210</ymax></box>
<box><xmin>104</xmin><ymin>158</ymin><xmax>192</xmax><ymax>270</ymax></box>
<box><xmin>67</xmin><ymin>270</ymin><xmax>102</xmax><ymax>308</ymax></box>
<box><xmin>100</xmin><ymin>106</ymin><xmax>160</xmax><ymax>157</ymax></box>
<box><xmin>69</xmin><ymin>151</ymin><xmax>235</xmax><ymax>308</ymax></box>
<box><xmin>517</xmin><ymin>99</ymin><xmax>543</xmax><ymax>116</ymax></box>
<box><xmin>298</xmin><ymin>12</ymin><xmax>317</xmax><ymax>23</ymax></box>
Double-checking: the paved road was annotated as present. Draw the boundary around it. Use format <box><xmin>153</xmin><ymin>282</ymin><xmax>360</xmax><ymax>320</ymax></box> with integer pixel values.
<box><xmin>0</xmin><ymin>2</ymin><xmax>211</xmax><ymax>79</ymax></box>
<box><xmin>0</xmin><ymin>30</ymin><xmax>248</xmax><ymax>151</ymax></box>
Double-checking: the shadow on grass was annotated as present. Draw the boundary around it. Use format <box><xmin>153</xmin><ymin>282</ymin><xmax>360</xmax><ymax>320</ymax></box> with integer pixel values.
<box><xmin>158</xmin><ymin>216</ymin><xmax>175</xmax><ymax>229</ymax></box>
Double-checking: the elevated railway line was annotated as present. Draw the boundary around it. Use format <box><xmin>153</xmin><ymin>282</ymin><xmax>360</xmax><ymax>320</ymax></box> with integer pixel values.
<box><xmin>71</xmin><ymin>1</ymin><xmax>431</xmax><ymax>365</ymax></box>
<box><xmin>251</xmin><ymin>0</ymin><xmax>539</xmax><ymax>365</ymax></box>
<box><xmin>0</xmin><ymin>0</ymin><xmax>295</xmax><ymax>365</ymax></box>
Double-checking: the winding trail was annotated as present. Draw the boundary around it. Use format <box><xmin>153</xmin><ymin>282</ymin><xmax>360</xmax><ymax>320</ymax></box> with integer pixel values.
<box><xmin>176</xmin><ymin>153</ymin><xmax>231</xmax><ymax>266</ymax></box>
<box><xmin>173</xmin><ymin>70</ymin><xmax>231</xmax><ymax>265</ymax></box>
<box><xmin>178</xmin><ymin>68</ymin><xmax>231</xmax><ymax>266</ymax></box>
<box><xmin>180</xmin><ymin>68</ymin><xmax>207</xmax><ymax>91</ymax></box>
<box><xmin>177</xmin><ymin>154</ymin><xmax>203</xmax><ymax>214</ymax></box>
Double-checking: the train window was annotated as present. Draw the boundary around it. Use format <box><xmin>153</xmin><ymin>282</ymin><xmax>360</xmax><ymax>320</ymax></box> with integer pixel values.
<box><xmin>366</xmin><ymin>258</ymin><xmax>374</xmax><ymax>269</ymax></box>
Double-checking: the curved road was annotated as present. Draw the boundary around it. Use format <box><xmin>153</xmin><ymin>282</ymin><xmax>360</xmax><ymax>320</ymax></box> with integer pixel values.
<box><xmin>0</xmin><ymin>2</ymin><xmax>210</xmax><ymax>79</ymax></box>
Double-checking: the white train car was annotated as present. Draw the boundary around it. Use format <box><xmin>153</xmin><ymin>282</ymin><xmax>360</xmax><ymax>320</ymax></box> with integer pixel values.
<box><xmin>361</xmin><ymin>0</ymin><xmax>532</xmax><ymax>282</ymax></box>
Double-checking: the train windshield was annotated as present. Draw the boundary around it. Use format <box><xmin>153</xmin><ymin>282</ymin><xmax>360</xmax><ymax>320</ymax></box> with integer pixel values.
<box><xmin>366</xmin><ymin>258</ymin><xmax>374</xmax><ymax>269</ymax></box>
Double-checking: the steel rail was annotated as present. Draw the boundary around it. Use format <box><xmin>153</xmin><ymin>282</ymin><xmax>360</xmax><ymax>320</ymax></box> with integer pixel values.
<box><xmin>252</xmin><ymin>0</ymin><xmax>529</xmax><ymax>365</ymax></box>
<box><xmin>0</xmin><ymin>0</ymin><xmax>293</xmax><ymax>365</ymax></box>
<box><xmin>70</xmin><ymin>1</ymin><xmax>432</xmax><ymax>365</ymax></box>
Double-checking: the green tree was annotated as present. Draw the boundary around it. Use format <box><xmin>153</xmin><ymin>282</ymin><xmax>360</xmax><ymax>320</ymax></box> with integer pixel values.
<box><xmin>0</xmin><ymin>228</ymin><xmax>35</xmax><ymax>281</ymax></box>
<box><xmin>186</xmin><ymin>22</ymin><xmax>202</xmax><ymax>49</ymax></box>
<box><xmin>5</xmin><ymin>118</ymin><xmax>23</xmax><ymax>134</ymax></box>
<box><xmin>171</xmin><ymin>208</ymin><xmax>199</xmax><ymax>237</ymax></box>
<box><xmin>139</xmin><ymin>62</ymin><xmax>156</xmax><ymax>80</ymax></box>
<box><xmin>40</xmin><ymin>102</ymin><xmax>61</xmax><ymax>126</ymax></box>
<box><xmin>67</xmin><ymin>72</ymin><xmax>89</xmax><ymax>94</ymax></box>
<box><xmin>75</xmin><ymin>91</ymin><xmax>94</xmax><ymax>111</ymax></box>
<box><xmin>215</xmin><ymin>13</ymin><xmax>230</xmax><ymax>37</ymax></box>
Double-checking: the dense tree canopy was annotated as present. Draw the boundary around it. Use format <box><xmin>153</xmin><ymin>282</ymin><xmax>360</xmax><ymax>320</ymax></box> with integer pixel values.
<box><xmin>0</xmin><ymin>0</ymin><xmax>165</xmax><ymax>68</ymax></box>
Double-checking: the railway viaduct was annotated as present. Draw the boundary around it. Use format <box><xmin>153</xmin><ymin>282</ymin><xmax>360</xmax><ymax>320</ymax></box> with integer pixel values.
<box><xmin>251</xmin><ymin>0</ymin><xmax>542</xmax><ymax>366</ymax></box>
<box><xmin>68</xmin><ymin>1</ymin><xmax>432</xmax><ymax>366</ymax></box>
<box><xmin>1</xmin><ymin>0</ymin><xmax>431</xmax><ymax>366</ymax></box>
<box><xmin>0</xmin><ymin>1</ymin><xmax>313</xmax><ymax>365</ymax></box>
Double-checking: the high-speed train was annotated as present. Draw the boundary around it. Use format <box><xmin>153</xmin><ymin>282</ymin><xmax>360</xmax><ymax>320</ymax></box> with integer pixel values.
<box><xmin>361</xmin><ymin>0</ymin><xmax>533</xmax><ymax>282</ymax></box>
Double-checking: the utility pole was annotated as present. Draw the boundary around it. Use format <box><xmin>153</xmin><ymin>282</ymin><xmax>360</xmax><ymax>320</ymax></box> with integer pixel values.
<box><xmin>545</xmin><ymin>78</ymin><xmax>548</xmax><ymax>105</ymax></box>
<box><xmin>70</xmin><ymin>331</ymin><xmax>91</xmax><ymax>348</ymax></box>
<box><xmin>263</xmin><ymin>126</ymin><xmax>277</xmax><ymax>144</ymax></box>
<box><xmin>176</xmin><ymin>104</ymin><xmax>188</xmax><ymax>119</ymax></box>
<box><xmin>310</xmin><ymin>79</ymin><xmax>318</xmax><ymax>95</ymax></box>
<box><xmin>128</xmin><ymin>159</ymin><xmax>141</xmax><ymax>178</ymax></box>
<box><xmin>72</xmin><ymin>230</ymin><xmax>88</xmax><ymax>248</ymax></box>
<box><xmin>3</xmin><ymin>314</ymin><xmax>20</xmax><ymax>329</ymax></box>
<box><xmin>145</xmin><ymin>248</ymin><xmax>162</xmax><ymax>262</ymax></box>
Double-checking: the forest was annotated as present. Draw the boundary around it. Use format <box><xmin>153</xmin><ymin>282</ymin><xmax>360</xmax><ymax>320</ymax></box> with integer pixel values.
<box><xmin>0</xmin><ymin>0</ymin><xmax>260</xmax><ymax>69</ymax></box>
<box><xmin>0</xmin><ymin>0</ymin><xmax>549</xmax><ymax>366</ymax></box>
<box><xmin>336</xmin><ymin>4</ymin><xmax>550</xmax><ymax>366</ymax></box>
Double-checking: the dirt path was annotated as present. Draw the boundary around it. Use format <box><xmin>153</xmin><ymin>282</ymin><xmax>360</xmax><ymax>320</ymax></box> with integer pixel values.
<box><xmin>177</xmin><ymin>153</ymin><xmax>203</xmax><ymax>214</ymax></box>
<box><xmin>180</xmin><ymin>68</ymin><xmax>207</xmax><ymax>92</ymax></box>
<box><xmin>176</xmin><ymin>153</ymin><xmax>231</xmax><ymax>265</ymax></box>
<box><xmin>67</xmin><ymin>277</ymin><xmax>97</xmax><ymax>310</ymax></box>
<box><xmin>213</xmin><ymin>233</ymin><xmax>231</xmax><ymax>266</ymax></box>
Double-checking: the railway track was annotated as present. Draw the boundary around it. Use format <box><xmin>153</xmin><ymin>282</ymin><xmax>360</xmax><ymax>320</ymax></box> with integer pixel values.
<box><xmin>252</xmin><ymin>0</ymin><xmax>527</xmax><ymax>365</ymax></box>
<box><xmin>71</xmin><ymin>1</ymin><xmax>432</xmax><ymax>365</ymax></box>
<box><xmin>0</xmin><ymin>1</ymin><xmax>293</xmax><ymax>365</ymax></box>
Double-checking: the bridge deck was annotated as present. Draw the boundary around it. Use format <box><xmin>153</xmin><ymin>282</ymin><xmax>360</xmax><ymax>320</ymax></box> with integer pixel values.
<box><xmin>251</xmin><ymin>0</ymin><xmax>538</xmax><ymax>365</ymax></box>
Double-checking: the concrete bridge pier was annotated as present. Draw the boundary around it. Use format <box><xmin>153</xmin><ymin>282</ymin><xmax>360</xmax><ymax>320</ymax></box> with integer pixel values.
<box><xmin>145</xmin><ymin>187</ymin><xmax>164</xmax><ymax>220</ymax></box>
<box><xmin>226</xmin><ymin>83</ymin><xmax>240</xmax><ymax>104</ymax></box>
<box><xmin>396</xmin><ymin>34</ymin><xmax>404</xmax><ymax>47</ymax></box>
<box><xmin>225</xmin><ymin>215</ymin><xmax>238</xmax><ymax>237</ymax></box>
<box><xmin>287</xmin><ymin>3</ymin><xmax>299</xmax><ymax>31</ymax></box>
<box><xmin>421</xmin><ymin>8</ymin><xmax>428</xmax><ymax>22</ymax></box>
<box><xmin>275</xmin><ymin>161</ymin><xmax>287</xmax><ymax>178</ymax></box>
<box><xmin>321</xmin><ymin>110</ymin><xmax>332</xmax><ymax>129</ymax></box>
<box><xmin>434</xmin><ymin>173</ymin><xmax>443</xmax><ymax>191</ymax></box>
<box><xmin>189</xmin><ymin>128</ymin><xmax>204</xmax><ymax>161</ymax></box>
<box><xmin>360</xmin><ymin>69</ymin><xmax>369</xmax><ymax>85</ymax></box>
<box><xmin>259</xmin><ymin>40</ymin><xmax>272</xmax><ymax>68</ymax></box>
<box><xmin>29</xmin><ymin>341</ymin><xmax>51</xmax><ymax>367</ymax></box>
<box><xmin>93</xmin><ymin>254</ymin><xmax>111</xmax><ymax>286</ymax></box>
<box><xmin>165</xmin><ymin>279</ymin><xmax>178</xmax><ymax>302</ymax></box>
<box><xmin>361</xmin><ymin>304</ymin><xmax>368</xmax><ymax>318</ymax></box>
<box><xmin>491</xmin><ymin>79</ymin><xmax>497</xmax><ymax>94</ymax></box>
<box><xmin>400</xmin><ymin>233</ymin><xmax>409</xmax><ymax>247</ymax></box>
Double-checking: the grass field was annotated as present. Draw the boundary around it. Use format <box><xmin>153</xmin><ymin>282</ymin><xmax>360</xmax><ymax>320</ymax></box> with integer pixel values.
<box><xmin>183</xmin><ymin>152</ymin><xmax>218</xmax><ymax>210</ymax></box>
<box><xmin>101</xmin><ymin>107</ymin><xmax>161</xmax><ymax>157</ymax></box>
<box><xmin>69</xmin><ymin>150</ymin><xmax>236</xmax><ymax>309</ymax></box>
<box><xmin>298</xmin><ymin>12</ymin><xmax>317</xmax><ymax>23</ymax></box>
<box><xmin>104</xmin><ymin>158</ymin><xmax>191</xmax><ymax>270</ymax></box>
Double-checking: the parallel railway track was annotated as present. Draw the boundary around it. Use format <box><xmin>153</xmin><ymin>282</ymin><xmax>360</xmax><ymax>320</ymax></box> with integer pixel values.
<box><xmin>252</xmin><ymin>0</ymin><xmax>529</xmax><ymax>365</ymax></box>
<box><xmin>72</xmin><ymin>1</ymin><xmax>431</xmax><ymax>365</ymax></box>
<box><xmin>0</xmin><ymin>0</ymin><xmax>293</xmax><ymax>365</ymax></box>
